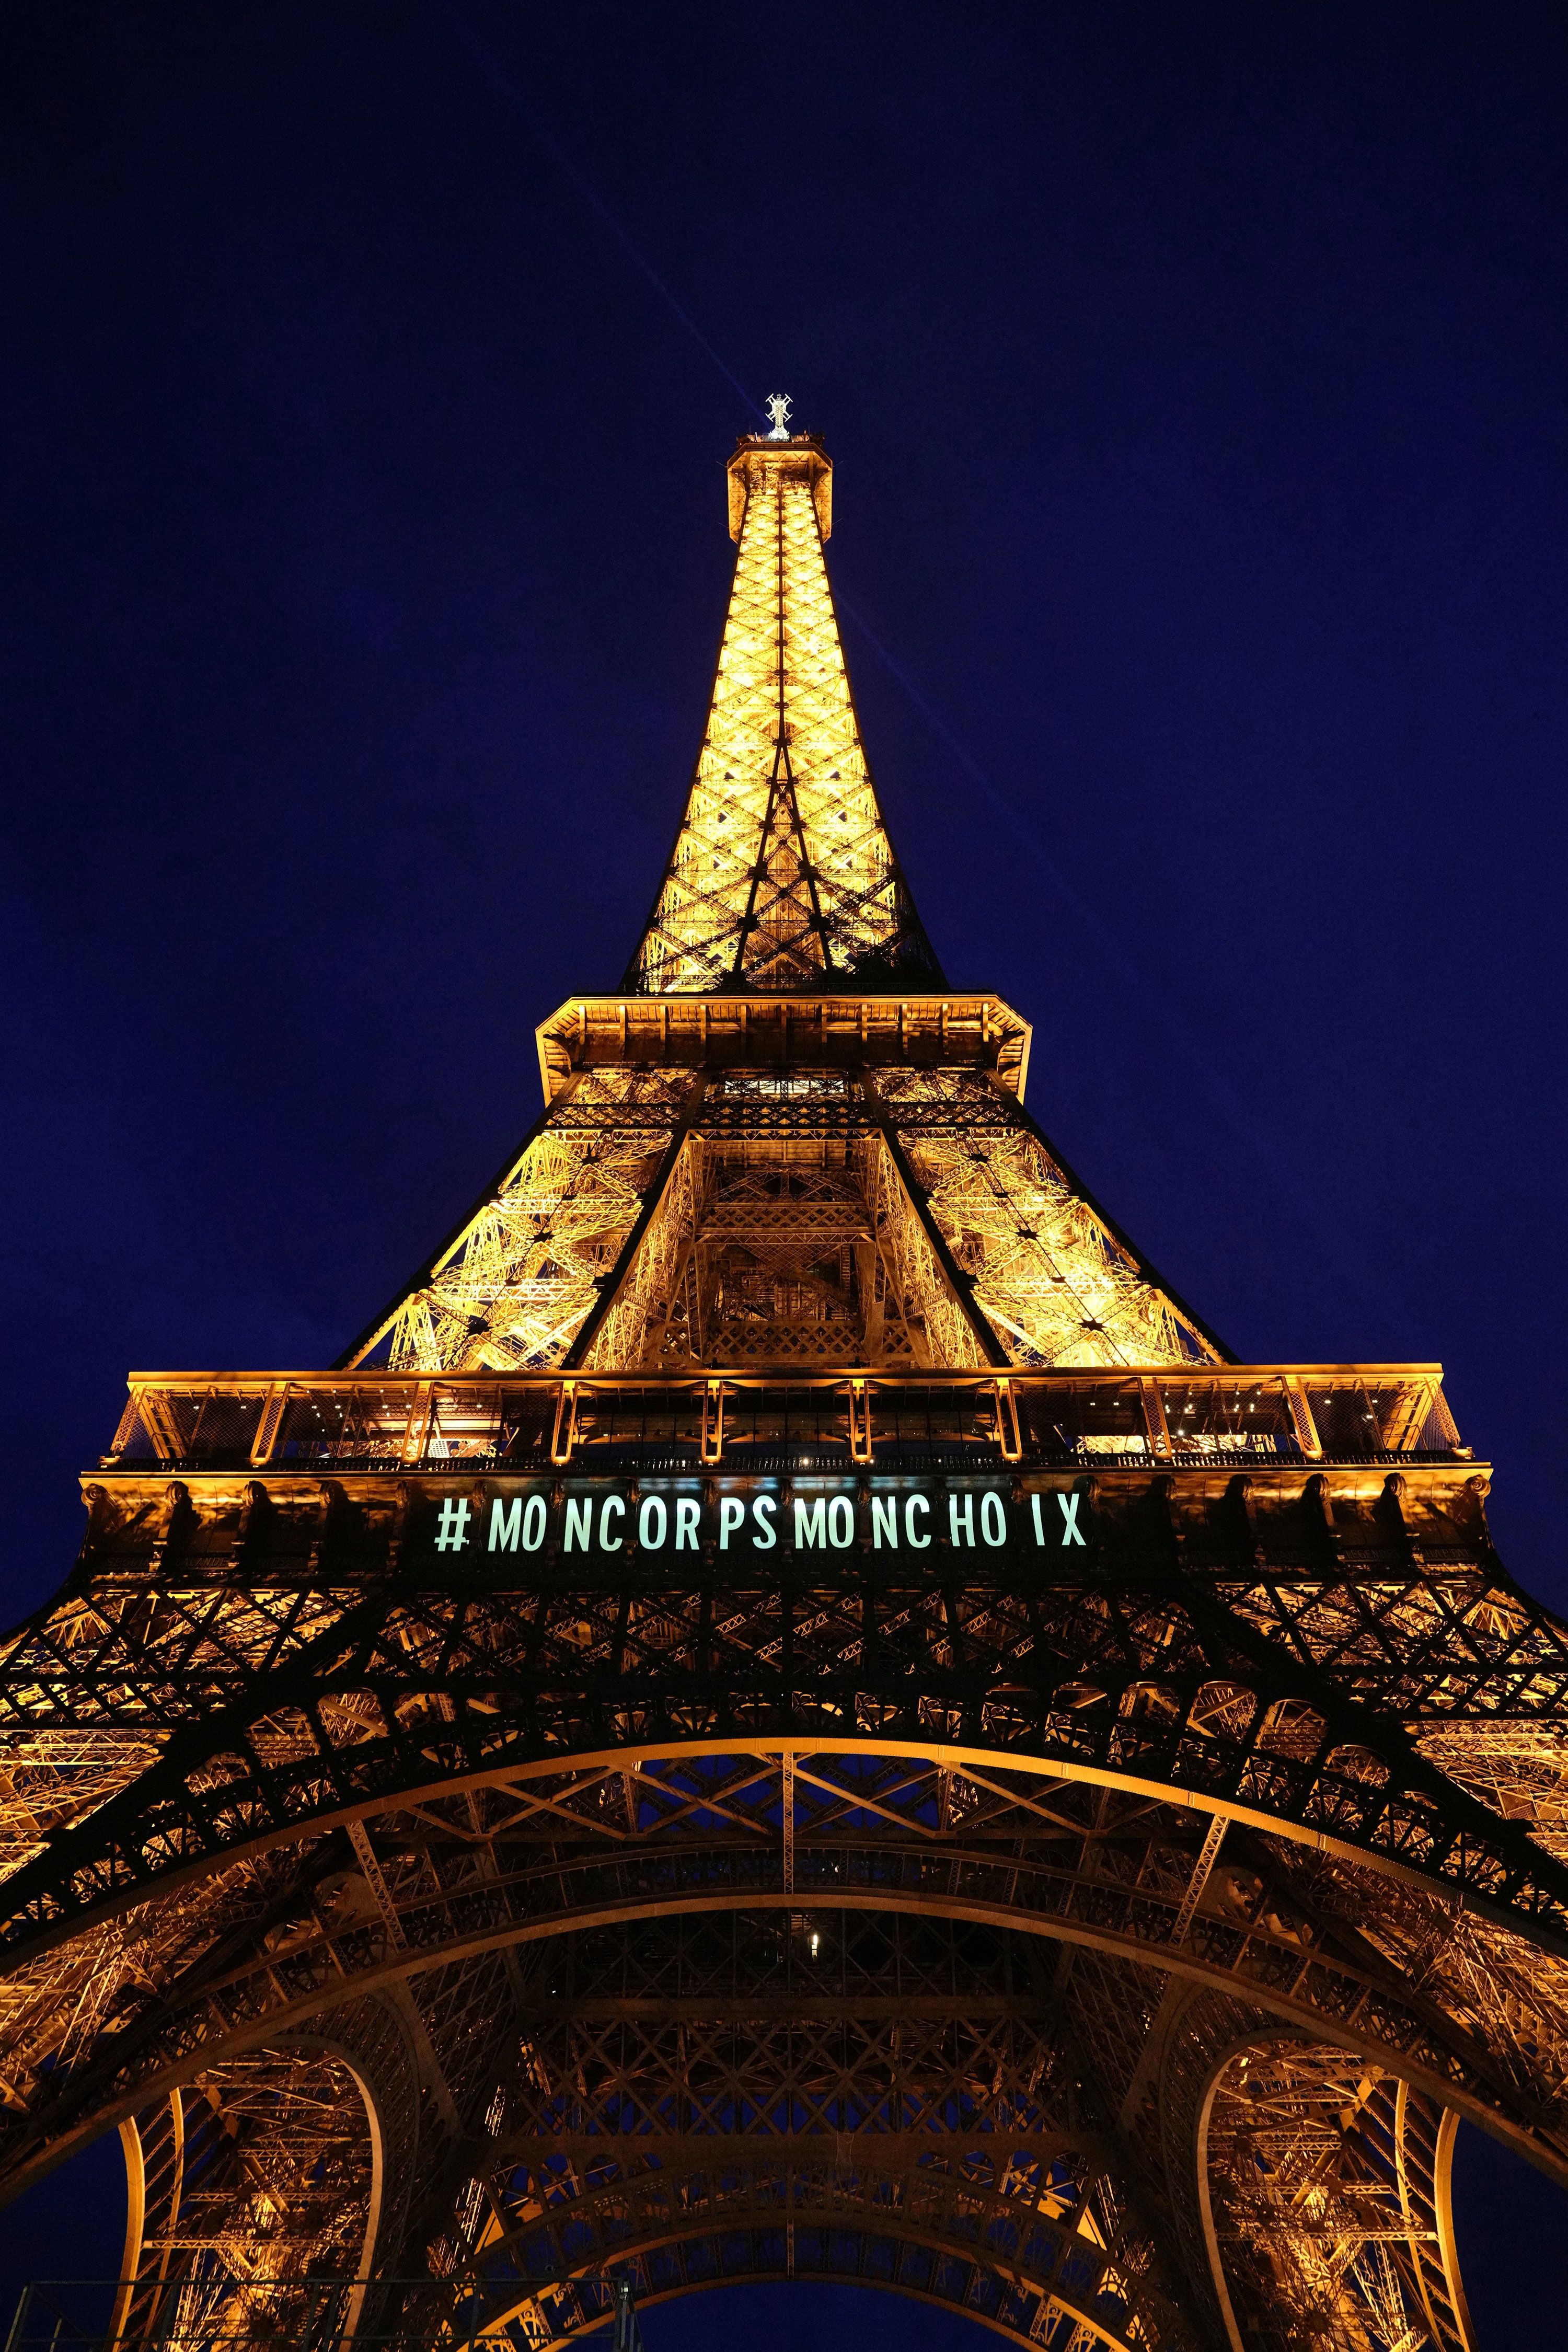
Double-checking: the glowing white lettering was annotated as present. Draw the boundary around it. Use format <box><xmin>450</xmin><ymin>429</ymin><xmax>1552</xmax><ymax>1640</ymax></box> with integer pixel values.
<box><xmin>638</xmin><ymin>1495</ymin><xmax>667</xmax><ymax>1551</ymax></box>
<box><xmin>794</xmin><ymin>1496</ymin><xmax>826</xmax><ymax>1548</ymax></box>
<box><xmin>488</xmin><ymin>1496</ymin><xmax>522</xmax><ymax>1552</ymax></box>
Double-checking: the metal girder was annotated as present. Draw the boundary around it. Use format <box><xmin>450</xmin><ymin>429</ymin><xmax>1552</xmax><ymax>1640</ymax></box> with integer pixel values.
<box><xmin>869</xmin><ymin>1069</ymin><xmax>1221</xmax><ymax>1371</ymax></box>
<box><xmin>343</xmin><ymin>1070</ymin><xmax>698</xmax><ymax>1376</ymax></box>
<box><xmin>532</xmin><ymin>995</ymin><xmax>1033</xmax><ymax>1105</ymax></box>
<box><xmin>5</xmin><ymin>1484</ymin><xmax>1567</xmax><ymax>1941</ymax></box>
<box><xmin>334</xmin><ymin>1050</ymin><xmax>1225</xmax><ymax>1379</ymax></box>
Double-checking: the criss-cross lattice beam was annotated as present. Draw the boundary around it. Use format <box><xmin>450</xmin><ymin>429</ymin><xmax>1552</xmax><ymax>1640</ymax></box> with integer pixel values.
<box><xmin>114</xmin><ymin>2045</ymin><xmax>378</xmax><ymax>2344</ymax></box>
<box><xmin>340</xmin><ymin>1072</ymin><xmax>700</xmax><ymax>1375</ymax></box>
<box><xmin>870</xmin><ymin>1069</ymin><xmax>1224</xmax><ymax>1370</ymax></box>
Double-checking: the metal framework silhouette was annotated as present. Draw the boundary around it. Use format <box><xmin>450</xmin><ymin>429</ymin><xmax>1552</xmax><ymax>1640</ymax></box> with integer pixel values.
<box><xmin>1</xmin><ymin>422</ymin><xmax>1564</xmax><ymax>2352</ymax></box>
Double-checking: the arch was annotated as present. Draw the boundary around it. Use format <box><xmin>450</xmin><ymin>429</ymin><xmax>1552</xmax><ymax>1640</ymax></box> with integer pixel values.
<box><xmin>110</xmin><ymin>2045</ymin><xmax>381</xmax><ymax>2350</ymax></box>
<box><xmin>84</xmin><ymin>1901</ymin><xmax>1190</xmax><ymax>2352</ymax></box>
<box><xmin>4</xmin><ymin>1735</ymin><xmax>1568</xmax><ymax>2352</ymax></box>
<box><xmin>417</xmin><ymin>1903</ymin><xmax>1186</xmax><ymax>2352</ymax></box>
<box><xmin>6</xmin><ymin>1738</ymin><xmax>1568</xmax><ymax>2223</ymax></box>
<box><xmin>6</xmin><ymin>1728</ymin><xmax>1567</xmax><ymax>1991</ymax></box>
<box><xmin>6</xmin><ymin>1560</ymin><xmax>1568</xmax><ymax>1993</ymax></box>
<box><xmin>467</xmin><ymin>2207</ymin><xmax>1148</xmax><ymax>2352</ymax></box>
<box><xmin>611</xmin><ymin>2267</ymin><xmax>1131</xmax><ymax>2352</ymax></box>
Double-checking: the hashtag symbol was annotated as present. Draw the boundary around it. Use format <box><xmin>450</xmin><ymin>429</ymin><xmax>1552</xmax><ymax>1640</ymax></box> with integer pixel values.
<box><xmin>434</xmin><ymin>1496</ymin><xmax>470</xmax><ymax>1552</ymax></box>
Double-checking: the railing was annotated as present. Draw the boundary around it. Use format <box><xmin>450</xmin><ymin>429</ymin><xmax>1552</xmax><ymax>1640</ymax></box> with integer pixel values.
<box><xmin>3</xmin><ymin>2276</ymin><xmax>638</xmax><ymax>2352</ymax></box>
<box><xmin>100</xmin><ymin>1365</ymin><xmax>1467</xmax><ymax>1475</ymax></box>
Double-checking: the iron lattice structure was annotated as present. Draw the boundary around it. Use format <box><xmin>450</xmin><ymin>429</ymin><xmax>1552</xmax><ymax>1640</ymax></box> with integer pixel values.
<box><xmin>2</xmin><ymin>428</ymin><xmax>1564</xmax><ymax>2352</ymax></box>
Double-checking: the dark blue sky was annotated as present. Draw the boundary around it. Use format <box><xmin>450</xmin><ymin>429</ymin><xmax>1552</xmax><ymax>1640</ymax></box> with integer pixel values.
<box><xmin>2</xmin><ymin>2</ymin><xmax>1565</xmax><ymax>2337</ymax></box>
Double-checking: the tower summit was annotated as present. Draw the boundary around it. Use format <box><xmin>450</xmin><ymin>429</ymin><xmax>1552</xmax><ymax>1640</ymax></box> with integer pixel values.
<box><xmin>625</xmin><ymin>422</ymin><xmax>941</xmax><ymax>994</ymax></box>
<box><xmin>0</xmin><ymin>426</ymin><xmax>1564</xmax><ymax>2352</ymax></box>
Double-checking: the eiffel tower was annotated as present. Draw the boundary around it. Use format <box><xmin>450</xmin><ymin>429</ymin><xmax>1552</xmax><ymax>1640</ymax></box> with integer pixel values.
<box><xmin>2</xmin><ymin>416</ymin><xmax>1566</xmax><ymax>2352</ymax></box>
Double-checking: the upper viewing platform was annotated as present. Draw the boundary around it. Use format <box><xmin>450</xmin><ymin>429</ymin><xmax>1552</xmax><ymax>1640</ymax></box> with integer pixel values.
<box><xmin>100</xmin><ymin>1362</ymin><xmax>1467</xmax><ymax>1479</ymax></box>
<box><xmin>725</xmin><ymin>429</ymin><xmax>833</xmax><ymax>541</ymax></box>
<box><xmin>533</xmin><ymin>990</ymin><xmax>1032</xmax><ymax>1102</ymax></box>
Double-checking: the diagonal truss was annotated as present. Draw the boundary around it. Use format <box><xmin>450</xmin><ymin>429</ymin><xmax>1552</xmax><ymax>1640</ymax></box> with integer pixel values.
<box><xmin>344</xmin><ymin>1057</ymin><xmax>1221</xmax><ymax>1378</ymax></box>
<box><xmin>1</xmin><ymin>1513</ymin><xmax>1565</xmax><ymax>2352</ymax></box>
<box><xmin>340</xmin><ymin>1072</ymin><xmax>699</xmax><ymax>1375</ymax></box>
<box><xmin>866</xmin><ymin>1071</ymin><xmax>1221</xmax><ymax>1369</ymax></box>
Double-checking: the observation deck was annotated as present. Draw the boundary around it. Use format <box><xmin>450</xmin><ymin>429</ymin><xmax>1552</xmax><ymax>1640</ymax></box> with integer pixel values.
<box><xmin>102</xmin><ymin>1362</ymin><xmax>1465</xmax><ymax>1478</ymax></box>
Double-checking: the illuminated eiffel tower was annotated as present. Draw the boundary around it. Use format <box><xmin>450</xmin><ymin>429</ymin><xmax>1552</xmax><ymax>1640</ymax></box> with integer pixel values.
<box><xmin>2</xmin><ymin>414</ymin><xmax>1566</xmax><ymax>2352</ymax></box>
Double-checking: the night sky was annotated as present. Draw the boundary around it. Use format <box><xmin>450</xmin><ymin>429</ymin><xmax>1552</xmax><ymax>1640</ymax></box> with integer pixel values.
<box><xmin>3</xmin><ymin>4</ymin><xmax>1566</xmax><ymax>2339</ymax></box>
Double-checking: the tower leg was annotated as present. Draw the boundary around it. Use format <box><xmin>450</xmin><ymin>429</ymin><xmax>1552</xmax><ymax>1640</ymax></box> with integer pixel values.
<box><xmin>1160</xmin><ymin>1993</ymin><xmax>1474</xmax><ymax>2351</ymax></box>
<box><xmin>111</xmin><ymin>1994</ymin><xmax>424</xmax><ymax>2350</ymax></box>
